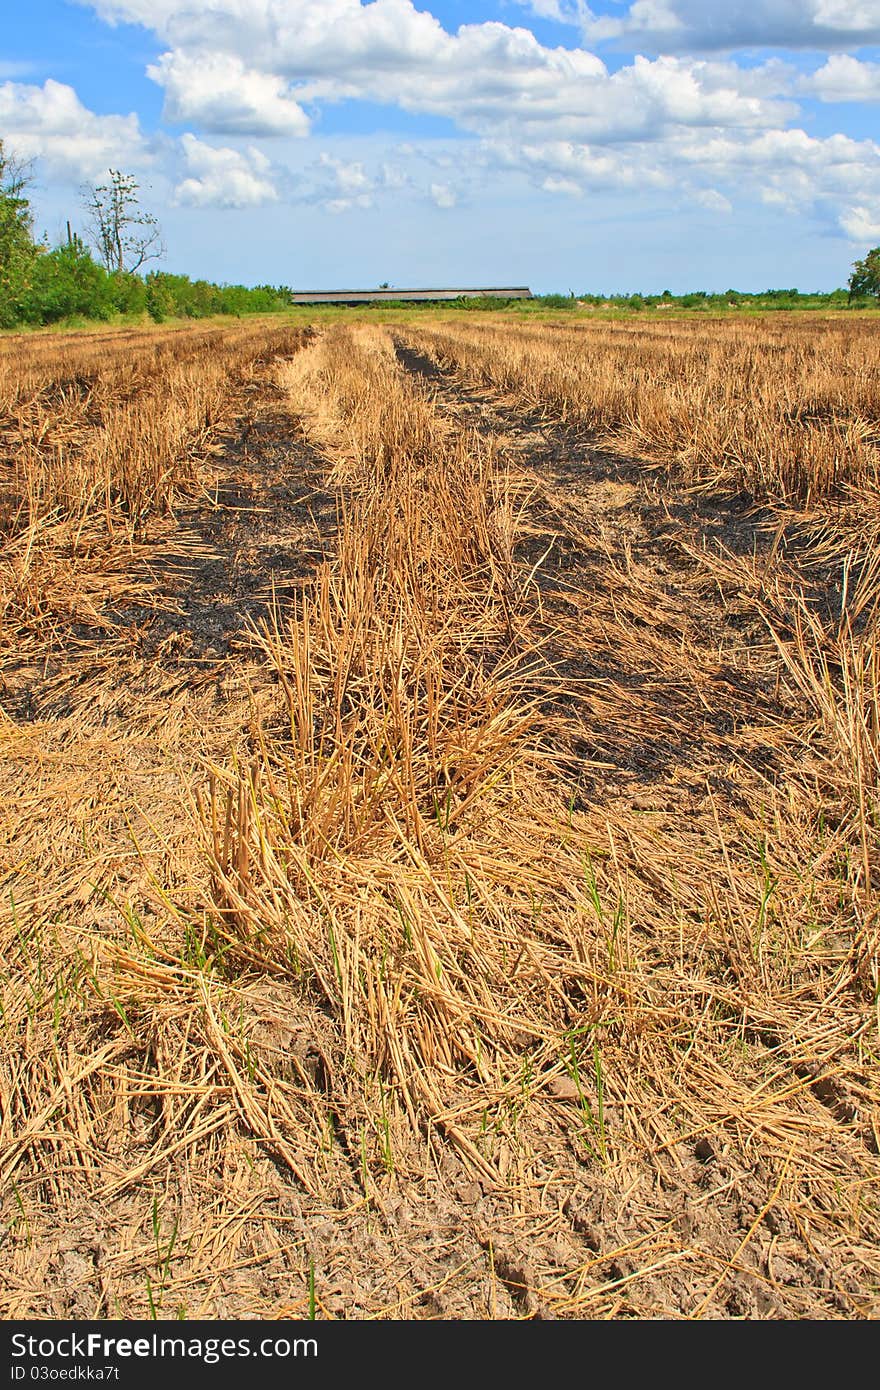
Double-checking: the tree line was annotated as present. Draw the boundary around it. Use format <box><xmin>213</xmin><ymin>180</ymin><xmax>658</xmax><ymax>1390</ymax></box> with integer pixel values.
<box><xmin>529</xmin><ymin>285</ymin><xmax>872</xmax><ymax>311</ymax></box>
<box><xmin>0</xmin><ymin>144</ymin><xmax>293</xmax><ymax>329</ymax></box>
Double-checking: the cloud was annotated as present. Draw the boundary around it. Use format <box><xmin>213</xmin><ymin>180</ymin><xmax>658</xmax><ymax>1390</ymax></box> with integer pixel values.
<box><xmin>60</xmin><ymin>0</ymin><xmax>880</xmax><ymax>250</ymax></box>
<box><xmin>677</xmin><ymin>126</ymin><xmax>880</xmax><ymax>189</ymax></box>
<box><xmin>278</xmin><ymin>150</ymin><xmax>381</xmax><ymax>212</ymax></box>
<box><xmin>838</xmin><ymin>202</ymin><xmax>880</xmax><ymax>241</ymax></box>
<box><xmin>487</xmin><ymin>137</ymin><xmax>670</xmax><ymax>193</ymax></box>
<box><xmin>694</xmin><ymin>187</ymin><xmax>733</xmax><ymax>213</ymax></box>
<box><xmin>324</xmin><ymin>196</ymin><xmax>372</xmax><ymax>213</ymax></box>
<box><xmin>148</xmin><ymin>51</ymin><xmax>311</xmax><ymax>136</ymax></box>
<box><xmin>480</xmin><ymin>119</ymin><xmax>880</xmax><ymax>246</ymax></box>
<box><xmin>80</xmin><ymin>2</ymin><xmax>798</xmax><ymax>145</ymax></box>
<box><xmin>576</xmin><ymin>0</ymin><xmax>880</xmax><ymax>52</ymax></box>
<box><xmin>318</xmin><ymin>152</ymin><xmax>371</xmax><ymax>194</ymax></box>
<box><xmin>271</xmin><ymin>141</ymin><xmax>491</xmax><ymax>215</ymax></box>
<box><xmin>807</xmin><ymin>54</ymin><xmax>880</xmax><ymax>101</ymax></box>
<box><xmin>513</xmin><ymin>0</ymin><xmax>592</xmax><ymax>21</ymax></box>
<box><xmin>669</xmin><ymin>126</ymin><xmax>880</xmax><ymax>241</ymax></box>
<box><xmin>541</xmin><ymin>175</ymin><xmax>583</xmax><ymax>195</ymax></box>
<box><xmin>0</xmin><ymin>78</ymin><xmax>147</xmax><ymax>180</ymax></box>
<box><xmin>380</xmin><ymin>162</ymin><xmax>408</xmax><ymax>190</ymax></box>
<box><xmin>173</xmin><ymin>135</ymin><xmax>278</xmax><ymax>207</ymax></box>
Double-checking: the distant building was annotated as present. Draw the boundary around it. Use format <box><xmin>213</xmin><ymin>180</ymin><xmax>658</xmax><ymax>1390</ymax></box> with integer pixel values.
<box><xmin>290</xmin><ymin>286</ymin><xmax>533</xmax><ymax>305</ymax></box>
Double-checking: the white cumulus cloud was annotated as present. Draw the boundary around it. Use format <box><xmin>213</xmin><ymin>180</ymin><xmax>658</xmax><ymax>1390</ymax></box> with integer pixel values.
<box><xmin>807</xmin><ymin>54</ymin><xmax>880</xmax><ymax>101</ymax></box>
<box><xmin>148</xmin><ymin>51</ymin><xmax>311</xmax><ymax>136</ymax></box>
<box><xmin>174</xmin><ymin>135</ymin><xmax>278</xmax><ymax>207</ymax></box>
<box><xmin>73</xmin><ymin>2</ymin><xmax>800</xmax><ymax>146</ymax></box>
<box><xmin>0</xmin><ymin>78</ymin><xmax>147</xmax><ymax>180</ymax></box>
<box><xmin>318</xmin><ymin>152</ymin><xmax>371</xmax><ymax>194</ymax></box>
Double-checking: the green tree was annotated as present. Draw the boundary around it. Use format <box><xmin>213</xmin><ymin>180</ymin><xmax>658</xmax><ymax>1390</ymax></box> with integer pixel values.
<box><xmin>0</xmin><ymin>140</ymin><xmax>37</xmax><ymax>327</ymax></box>
<box><xmin>84</xmin><ymin>169</ymin><xmax>164</xmax><ymax>274</ymax></box>
<box><xmin>848</xmin><ymin>247</ymin><xmax>880</xmax><ymax>302</ymax></box>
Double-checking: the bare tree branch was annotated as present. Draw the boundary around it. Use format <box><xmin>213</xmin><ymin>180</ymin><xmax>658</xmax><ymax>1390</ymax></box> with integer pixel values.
<box><xmin>83</xmin><ymin>170</ymin><xmax>165</xmax><ymax>275</ymax></box>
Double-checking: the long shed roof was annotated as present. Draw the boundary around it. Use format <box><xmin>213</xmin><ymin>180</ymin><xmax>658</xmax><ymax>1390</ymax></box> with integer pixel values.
<box><xmin>290</xmin><ymin>286</ymin><xmax>532</xmax><ymax>304</ymax></box>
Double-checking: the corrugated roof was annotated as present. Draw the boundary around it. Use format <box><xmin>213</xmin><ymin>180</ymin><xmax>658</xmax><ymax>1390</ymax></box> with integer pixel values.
<box><xmin>290</xmin><ymin>287</ymin><xmax>533</xmax><ymax>304</ymax></box>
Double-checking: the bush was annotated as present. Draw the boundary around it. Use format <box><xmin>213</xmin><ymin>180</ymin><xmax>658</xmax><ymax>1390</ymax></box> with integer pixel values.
<box><xmin>142</xmin><ymin>271</ymin><xmax>292</xmax><ymax>321</ymax></box>
<box><xmin>537</xmin><ymin>293</ymin><xmax>576</xmax><ymax>309</ymax></box>
<box><xmin>108</xmin><ymin>271</ymin><xmax>147</xmax><ymax>316</ymax></box>
<box><xmin>20</xmin><ymin>244</ymin><xmax>113</xmax><ymax>324</ymax></box>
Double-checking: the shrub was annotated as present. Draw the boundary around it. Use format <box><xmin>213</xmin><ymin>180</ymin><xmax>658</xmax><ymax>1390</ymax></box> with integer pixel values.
<box><xmin>20</xmin><ymin>243</ymin><xmax>113</xmax><ymax>324</ymax></box>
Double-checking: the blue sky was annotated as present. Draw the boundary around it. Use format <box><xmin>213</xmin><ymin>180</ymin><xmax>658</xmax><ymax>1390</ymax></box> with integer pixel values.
<box><xmin>3</xmin><ymin>1</ymin><xmax>880</xmax><ymax>292</ymax></box>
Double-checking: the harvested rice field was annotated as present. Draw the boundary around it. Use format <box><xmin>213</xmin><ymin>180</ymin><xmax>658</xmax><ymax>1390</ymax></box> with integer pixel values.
<box><xmin>1</xmin><ymin>310</ymin><xmax>879</xmax><ymax>1319</ymax></box>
